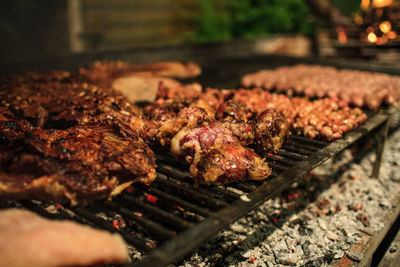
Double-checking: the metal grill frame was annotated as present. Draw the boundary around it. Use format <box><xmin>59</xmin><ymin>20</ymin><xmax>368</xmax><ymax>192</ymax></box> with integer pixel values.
<box><xmin>13</xmin><ymin>110</ymin><xmax>392</xmax><ymax>267</ymax></box>
<box><xmin>128</xmin><ymin>111</ymin><xmax>391</xmax><ymax>267</ymax></box>
<box><xmin>3</xmin><ymin>47</ymin><xmax>400</xmax><ymax>266</ymax></box>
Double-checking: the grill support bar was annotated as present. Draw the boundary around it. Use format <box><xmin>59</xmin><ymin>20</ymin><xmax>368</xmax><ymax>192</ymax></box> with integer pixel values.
<box><xmin>372</xmin><ymin>115</ymin><xmax>391</xmax><ymax>178</ymax></box>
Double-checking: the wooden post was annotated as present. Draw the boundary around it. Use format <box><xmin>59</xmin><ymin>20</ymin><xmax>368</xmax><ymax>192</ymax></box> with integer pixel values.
<box><xmin>67</xmin><ymin>0</ymin><xmax>85</xmax><ymax>53</ymax></box>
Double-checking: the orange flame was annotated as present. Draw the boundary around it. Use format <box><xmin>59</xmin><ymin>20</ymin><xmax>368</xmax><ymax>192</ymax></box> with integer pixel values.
<box><xmin>373</xmin><ymin>0</ymin><xmax>393</xmax><ymax>8</ymax></box>
<box><xmin>388</xmin><ymin>31</ymin><xmax>397</xmax><ymax>39</ymax></box>
<box><xmin>361</xmin><ymin>0</ymin><xmax>370</xmax><ymax>10</ymax></box>
<box><xmin>379</xmin><ymin>21</ymin><xmax>391</xmax><ymax>33</ymax></box>
<box><xmin>368</xmin><ymin>32</ymin><xmax>378</xmax><ymax>43</ymax></box>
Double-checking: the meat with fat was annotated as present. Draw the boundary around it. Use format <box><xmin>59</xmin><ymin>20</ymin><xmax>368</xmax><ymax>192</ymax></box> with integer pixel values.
<box><xmin>0</xmin><ymin>208</ymin><xmax>129</xmax><ymax>267</ymax></box>
<box><xmin>190</xmin><ymin>144</ymin><xmax>271</xmax><ymax>185</ymax></box>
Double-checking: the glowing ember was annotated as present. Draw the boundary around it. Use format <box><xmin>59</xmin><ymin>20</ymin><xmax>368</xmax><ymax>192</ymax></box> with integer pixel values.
<box><xmin>388</xmin><ymin>31</ymin><xmax>397</xmax><ymax>39</ymax></box>
<box><xmin>125</xmin><ymin>186</ymin><xmax>134</xmax><ymax>193</ymax></box>
<box><xmin>146</xmin><ymin>194</ymin><xmax>158</xmax><ymax>204</ymax></box>
<box><xmin>368</xmin><ymin>32</ymin><xmax>378</xmax><ymax>43</ymax></box>
<box><xmin>146</xmin><ymin>241</ymin><xmax>154</xmax><ymax>248</ymax></box>
<box><xmin>112</xmin><ymin>220</ymin><xmax>120</xmax><ymax>229</ymax></box>
<box><xmin>377</xmin><ymin>34</ymin><xmax>388</xmax><ymax>44</ymax></box>
<box><xmin>337</xmin><ymin>27</ymin><xmax>348</xmax><ymax>44</ymax></box>
<box><xmin>366</xmin><ymin>26</ymin><xmax>375</xmax><ymax>33</ymax></box>
<box><xmin>174</xmin><ymin>205</ymin><xmax>184</xmax><ymax>211</ymax></box>
<box><xmin>134</xmin><ymin>212</ymin><xmax>143</xmax><ymax>217</ymax></box>
<box><xmin>379</xmin><ymin>21</ymin><xmax>391</xmax><ymax>33</ymax></box>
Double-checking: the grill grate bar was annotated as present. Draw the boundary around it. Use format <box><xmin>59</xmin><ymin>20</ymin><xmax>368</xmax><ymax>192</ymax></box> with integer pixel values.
<box><xmin>154</xmin><ymin>174</ymin><xmax>229</xmax><ymax>209</ymax></box>
<box><xmin>267</xmin><ymin>162</ymin><xmax>290</xmax><ymax>172</ymax></box>
<box><xmin>156</xmin><ymin>164</ymin><xmax>240</xmax><ymax>203</ymax></box>
<box><xmin>71</xmin><ymin>206</ymin><xmax>151</xmax><ymax>252</ymax></box>
<box><xmin>223</xmin><ymin>182</ymin><xmax>258</xmax><ymax>193</ymax></box>
<box><xmin>119</xmin><ymin>194</ymin><xmax>194</xmax><ymax>231</ymax></box>
<box><xmin>103</xmin><ymin>201</ymin><xmax>175</xmax><ymax>241</ymax></box>
<box><xmin>134</xmin><ymin>183</ymin><xmax>212</xmax><ymax>217</ymax></box>
<box><xmin>289</xmin><ymin>135</ymin><xmax>329</xmax><ymax>146</ymax></box>
<box><xmin>265</xmin><ymin>154</ymin><xmax>298</xmax><ymax>167</ymax></box>
<box><xmin>277</xmin><ymin>149</ymin><xmax>309</xmax><ymax>160</ymax></box>
<box><xmin>281</xmin><ymin>144</ymin><xmax>314</xmax><ymax>156</ymax></box>
<box><xmin>19</xmin><ymin>200</ymin><xmax>100</xmax><ymax>229</ymax></box>
<box><xmin>285</xmin><ymin>140</ymin><xmax>321</xmax><ymax>152</ymax></box>
<box><xmin>156</xmin><ymin>154</ymin><xmax>187</xmax><ymax>168</ymax></box>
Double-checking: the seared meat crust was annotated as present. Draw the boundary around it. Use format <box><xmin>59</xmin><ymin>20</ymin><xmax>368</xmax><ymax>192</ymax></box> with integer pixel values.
<box><xmin>0</xmin><ymin>70</ymin><xmax>157</xmax><ymax>205</ymax></box>
<box><xmin>190</xmin><ymin>144</ymin><xmax>271</xmax><ymax>185</ymax></box>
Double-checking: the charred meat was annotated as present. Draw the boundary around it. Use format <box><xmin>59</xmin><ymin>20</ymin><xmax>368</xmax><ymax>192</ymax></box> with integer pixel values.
<box><xmin>190</xmin><ymin>144</ymin><xmax>271</xmax><ymax>185</ymax></box>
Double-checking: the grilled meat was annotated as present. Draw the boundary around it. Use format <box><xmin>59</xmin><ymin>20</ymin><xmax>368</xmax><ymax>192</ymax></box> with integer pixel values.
<box><xmin>79</xmin><ymin>60</ymin><xmax>201</xmax><ymax>86</ymax></box>
<box><xmin>78</xmin><ymin>61</ymin><xmax>202</xmax><ymax>103</ymax></box>
<box><xmin>144</xmin><ymin>98</ymin><xmax>216</xmax><ymax>146</ymax></box>
<box><xmin>0</xmin><ymin>70</ymin><xmax>158</xmax><ymax>204</ymax></box>
<box><xmin>155</xmin><ymin>83</ymin><xmax>228</xmax><ymax>110</ymax></box>
<box><xmin>146</xmin><ymin>97</ymin><xmax>273</xmax><ymax>184</ymax></box>
<box><xmin>0</xmin><ymin>209</ymin><xmax>129</xmax><ymax>267</ymax></box>
<box><xmin>253</xmin><ymin>109</ymin><xmax>289</xmax><ymax>153</ymax></box>
<box><xmin>231</xmin><ymin>88</ymin><xmax>366</xmax><ymax>141</ymax></box>
<box><xmin>292</xmin><ymin>98</ymin><xmax>367</xmax><ymax>139</ymax></box>
<box><xmin>216</xmin><ymin>100</ymin><xmax>249</xmax><ymax>122</ymax></box>
<box><xmin>170</xmin><ymin>123</ymin><xmax>241</xmax><ymax>162</ymax></box>
<box><xmin>190</xmin><ymin>144</ymin><xmax>271</xmax><ymax>185</ymax></box>
<box><xmin>241</xmin><ymin>64</ymin><xmax>400</xmax><ymax>110</ymax></box>
<box><xmin>0</xmin><ymin>117</ymin><xmax>156</xmax><ymax>204</ymax></box>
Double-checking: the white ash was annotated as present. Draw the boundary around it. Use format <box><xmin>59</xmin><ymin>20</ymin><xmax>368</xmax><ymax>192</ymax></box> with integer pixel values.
<box><xmin>177</xmin><ymin>127</ymin><xmax>400</xmax><ymax>267</ymax></box>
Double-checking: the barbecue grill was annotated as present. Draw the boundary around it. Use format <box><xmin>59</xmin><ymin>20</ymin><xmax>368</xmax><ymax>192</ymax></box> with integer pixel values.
<box><xmin>2</xmin><ymin>44</ymin><xmax>400</xmax><ymax>266</ymax></box>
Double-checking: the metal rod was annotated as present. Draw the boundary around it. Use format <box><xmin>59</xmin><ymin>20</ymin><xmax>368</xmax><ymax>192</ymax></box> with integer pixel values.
<box><xmin>372</xmin><ymin>117</ymin><xmax>390</xmax><ymax>178</ymax></box>
<box><xmin>133</xmin><ymin>183</ymin><xmax>212</xmax><ymax>218</ymax></box>
<box><xmin>156</xmin><ymin>164</ymin><xmax>240</xmax><ymax>203</ymax></box>
<box><xmin>277</xmin><ymin>149</ymin><xmax>309</xmax><ymax>160</ymax></box>
<box><xmin>119</xmin><ymin>194</ymin><xmax>194</xmax><ymax>231</ymax></box>
<box><xmin>72</xmin><ymin>206</ymin><xmax>151</xmax><ymax>252</ymax></box>
<box><xmin>103</xmin><ymin>201</ymin><xmax>175</xmax><ymax>241</ymax></box>
<box><xmin>154</xmin><ymin>174</ymin><xmax>229</xmax><ymax>209</ymax></box>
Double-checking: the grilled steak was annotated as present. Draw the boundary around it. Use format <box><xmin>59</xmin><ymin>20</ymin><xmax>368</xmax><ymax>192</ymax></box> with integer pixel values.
<box><xmin>0</xmin><ymin>110</ymin><xmax>156</xmax><ymax>205</ymax></box>
<box><xmin>0</xmin><ymin>70</ymin><xmax>157</xmax><ymax>205</ymax></box>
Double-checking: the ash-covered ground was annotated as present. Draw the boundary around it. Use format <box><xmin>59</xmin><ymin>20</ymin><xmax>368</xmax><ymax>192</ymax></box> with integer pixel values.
<box><xmin>177</xmin><ymin>124</ymin><xmax>400</xmax><ymax>267</ymax></box>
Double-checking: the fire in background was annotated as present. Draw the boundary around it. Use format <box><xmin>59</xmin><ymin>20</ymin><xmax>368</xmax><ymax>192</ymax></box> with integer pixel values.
<box><xmin>337</xmin><ymin>0</ymin><xmax>400</xmax><ymax>45</ymax></box>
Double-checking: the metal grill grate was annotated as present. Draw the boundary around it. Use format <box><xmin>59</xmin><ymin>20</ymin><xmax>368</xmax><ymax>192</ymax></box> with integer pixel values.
<box><xmin>12</xmin><ymin>110</ymin><xmax>392</xmax><ymax>267</ymax></box>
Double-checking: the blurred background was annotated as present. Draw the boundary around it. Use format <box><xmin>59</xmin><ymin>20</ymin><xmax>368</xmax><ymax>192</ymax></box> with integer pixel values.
<box><xmin>0</xmin><ymin>0</ymin><xmax>399</xmax><ymax>64</ymax></box>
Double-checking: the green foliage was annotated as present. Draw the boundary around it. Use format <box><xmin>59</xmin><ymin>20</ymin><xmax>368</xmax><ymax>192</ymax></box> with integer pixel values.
<box><xmin>331</xmin><ymin>0</ymin><xmax>361</xmax><ymax>15</ymax></box>
<box><xmin>194</xmin><ymin>0</ymin><xmax>233</xmax><ymax>42</ymax></box>
<box><xmin>194</xmin><ymin>0</ymin><xmax>315</xmax><ymax>42</ymax></box>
